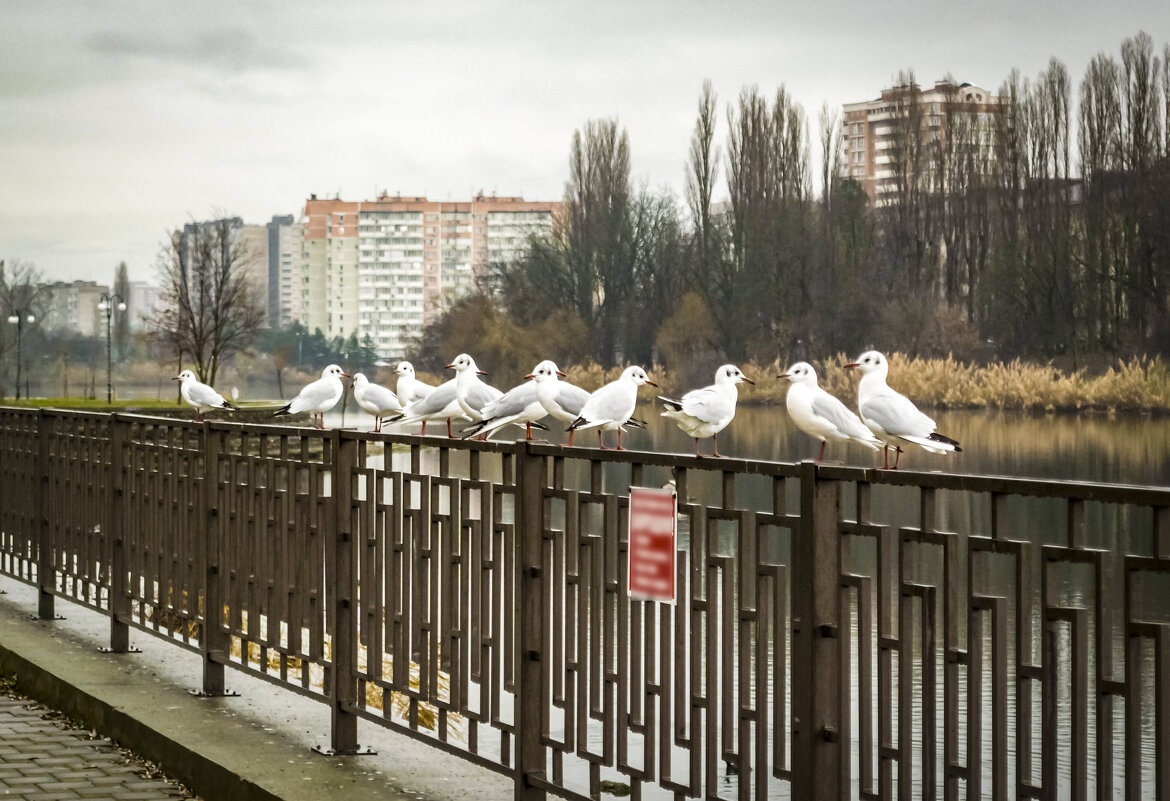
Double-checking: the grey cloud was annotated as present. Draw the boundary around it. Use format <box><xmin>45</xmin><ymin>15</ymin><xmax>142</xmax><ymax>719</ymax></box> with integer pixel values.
<box><xmin>86</xmin><ymin>28</ymin><xmax>309</xmax><ymax>74</ymax></box>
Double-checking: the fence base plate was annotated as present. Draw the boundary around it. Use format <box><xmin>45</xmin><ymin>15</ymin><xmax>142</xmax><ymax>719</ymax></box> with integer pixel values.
<box><xmin>97</xmin><ymin>646</ymin><xmax>142</xmax><ymax>654</ymax></box>
<box><xmin>312</xmin><ymin>744</ymin><xmax>377</xmax><ymax>756</ymax></box>
<box><xmin>187</xmin><ymin>689</ymin><xmax>240</xmax><ymax>698</ymax></box>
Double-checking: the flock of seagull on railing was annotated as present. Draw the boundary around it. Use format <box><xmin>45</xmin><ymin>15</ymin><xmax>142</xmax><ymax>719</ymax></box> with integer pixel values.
<box><xmin>173</xmin><ymin>349</ymin><xmax>960</xmax><ymax>469</ymax></box>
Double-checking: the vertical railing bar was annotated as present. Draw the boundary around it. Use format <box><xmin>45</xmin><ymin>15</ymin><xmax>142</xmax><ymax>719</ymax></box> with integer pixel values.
<box><xmin>516</xmin><ymin>441</ymin><xmax>547</xmax><ymax>800</ymax></box>
<box><xmin>106</xmin><ymin>415</ymin><xmax>132</xmax><ymax>652</ymax></box>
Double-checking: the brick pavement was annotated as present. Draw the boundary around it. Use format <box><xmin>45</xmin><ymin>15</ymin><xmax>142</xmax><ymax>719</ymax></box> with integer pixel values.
<box><xmin>0</xmin><ymin>695</ymin><xmax>198</xmax><ymax>801</ymax></box>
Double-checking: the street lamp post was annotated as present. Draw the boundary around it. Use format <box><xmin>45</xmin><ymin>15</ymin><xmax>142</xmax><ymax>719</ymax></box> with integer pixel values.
<box><xmin>5</xmin><ymin>309</ymin><xmax>35</xmax><ymax>400</ymax></box>
<box><xmin>97</xmin><ymin>294</ymin><xmax>126</xmax><ymax>404</ymax></box>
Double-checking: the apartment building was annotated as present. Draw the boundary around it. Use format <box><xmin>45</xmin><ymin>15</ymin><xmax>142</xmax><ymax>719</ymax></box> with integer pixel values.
<box><xmin>842</xmin><ymin>80</ymin><xmax>1001</xmax><ymax>202</ymax></box>
<box><xmin>38</xmin><ymin>280</ymin><xmax>109</xmax><ymax>337</ymax></box>
<box><xmin>266</xmin><ymin>214</ymin><xmax>302</xmax><ymax>328</ymax></box>
<box><xmin>180</xmin><ymin>218</ymin><xmax>269</xmax><ymax>326</ymax></box>
<box><xmin>298</xmin><ymin>193</ymin><xmax>559</xmax><ymax>358</ymax></box>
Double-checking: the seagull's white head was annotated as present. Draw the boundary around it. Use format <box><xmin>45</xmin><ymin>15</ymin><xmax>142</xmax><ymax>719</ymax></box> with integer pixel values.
<box><xmin>395</xmin><ymin>361</ymin><xmax>414</xmax><ymax>377</ymax></box>
<box><xmin>620</xmin><ymin>365</ymin><xmax>658</xmax><ymax>388</ymax></box>
<box><xmin>778</xmin><ymin>361</ymin><xmax>818</xmax><ymax>385</ymax></box>
<box><xmin>323</xmin><ymin>364</ymin><xmax>350</xmax><ymax>380</ymax></box>
<box><xmin>845</xmin><ymin>350</ymin><xmax>888</xmax><ymax>378</ymax></box>
<box><xmin>352</xmin><ymin>373</ymin><xmax>370</xmax><ymax>388</ymax></box>
<box><xmin>174</xmin><ymin>370</ymin><xmax>197</xmax><ymax>382</ymax></box>
<box><xmin>446</xmin><ymin>353</ymin><xmax>487</xmax><ymax>376</ymax></box>
<box><xmin>716</xmin><ymin>364</ymin><xmax>755</xmax><ymax>386</ymax></box>
<box><xmin>526</xmin><ymin>360</ymin><xmax>566</xmax><ymax>382</ymax></box>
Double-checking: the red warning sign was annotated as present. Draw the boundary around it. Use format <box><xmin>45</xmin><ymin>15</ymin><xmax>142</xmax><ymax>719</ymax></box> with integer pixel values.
<box><xmin>627</xmin><ymin>487</ymin><xmax>677</xmax><ymax>602</ymax></box>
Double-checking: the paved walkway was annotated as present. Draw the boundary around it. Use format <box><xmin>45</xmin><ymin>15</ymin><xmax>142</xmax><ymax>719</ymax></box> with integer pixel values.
<box><xmin>0</xmin><ymin>694</ymin><xmax>197</xmax><ymax>800</ymax></box>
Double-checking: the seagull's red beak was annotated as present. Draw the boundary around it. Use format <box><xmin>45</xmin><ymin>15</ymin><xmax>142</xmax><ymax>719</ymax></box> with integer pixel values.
<box><xmin>341</xmin><ymin>373</ymin><xmax>351</xmax><ymax>379</ymax></box>
<box><xmin>777</xmin><ymin>373</ymin><xmax>790</xmax><ymax>379</ymax></box>
<box><xmin>556</xmin><ymin>370</ymin><xmax>567</xmax><ymax>377</ymax></box>
<box><xmin>524</xmin><ymin>373</ymin><xmax>535</xmax><ymax>380</ymax></box>
<box><xmin>844</xmin><ymin>363</ymin><xmax>860</xmax><ymax>369</ymax></box>
<box><xmin>445</xmin><ymin>363</ymin><xmax>455</xmax><ymax>369</ymax></box>
<box><xmin>644</xmin><ymin>379</ymin><xmax>658</xmax><ymax>388</ymax></box>
<box><xmin>477</xmin><ymin>369</ymin><xmax>488</xmax><ymax>376</ymax></box>
<box><xmin>742</xmin><ymin>376</ymin><xmax>756</xmax><ymax>384</ymax></box>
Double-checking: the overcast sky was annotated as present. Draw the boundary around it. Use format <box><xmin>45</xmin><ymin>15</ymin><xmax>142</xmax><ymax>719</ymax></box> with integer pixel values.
<box><xmin>2</xmin><ymin>1</ymin><xmax>1166</xmax><ymax>286</ymax></box>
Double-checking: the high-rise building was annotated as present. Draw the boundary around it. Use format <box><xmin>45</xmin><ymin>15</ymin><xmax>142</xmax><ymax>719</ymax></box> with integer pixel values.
<box><xmin>842</xmin><ymin>80</ymin><xmax>1001</xmax><ymax>202</ymax></box>
<box><xmin>298</xmin><ymin>193</ymin><xmax>559</xmax><ymax>358</ymax></box>
<box><xmin>266</xmin><ymin>215</ymin><xmax>301</xmax><ymax>328</ymax></box>
<box><xmin>126</xmin><ymin>281</ymin><xmax>162</xmax><ymax>332</ymax></box>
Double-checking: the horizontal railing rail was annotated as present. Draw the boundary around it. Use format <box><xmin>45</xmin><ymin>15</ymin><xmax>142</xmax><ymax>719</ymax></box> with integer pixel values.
<box><xmin>1</xmin><ymin>407</ymin><xmax>1168</xmax><ymax>800</ymax></box>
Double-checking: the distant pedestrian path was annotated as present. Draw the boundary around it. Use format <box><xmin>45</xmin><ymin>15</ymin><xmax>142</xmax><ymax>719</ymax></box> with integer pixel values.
<box><xmin>0</xmin><ymin>693</ymin><xmax>197</xmax><ymax>800</ymax></box>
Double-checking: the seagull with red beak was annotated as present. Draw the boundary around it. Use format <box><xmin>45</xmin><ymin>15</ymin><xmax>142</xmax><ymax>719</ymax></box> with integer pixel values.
<box><xmin>273</xmin><ymin>364</ymin><xmax>350</xmax><ymax>430</ymax></box>
<box><xmin>567</xmin><ymin>365</ymin><xmax>657</xmax><ymax>450</ymax></box>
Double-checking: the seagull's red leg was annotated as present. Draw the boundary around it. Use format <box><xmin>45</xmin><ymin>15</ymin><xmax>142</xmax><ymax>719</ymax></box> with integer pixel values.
<box><xmin>567</xmin><ymin>430</ymin><xmax>574</xmax><ymax>447</ymax></box>
<box><xmin>525</xmin><ymin>422</ymin><xmax>532</xmax><ymax>441</ymax></box>
<box><xmin>597</xmin><ymin>431</ymin><xmax>607</xmax><ymax>450</ymax></box>
<box><xmin>447</xmin><ymin>418</ymin><xmax>454</xmax><ymax>438</ymax></box>
<box><xmin>893</xmin><ymin>446</ymin><xmax>902</xmax><ymax>470</ymax></box>
<box><xmin>694</xmin><ymin>438</ymin><xmax>701</xmax><ymax>458</ymax></box>
<box><xmin>817</xmin><ymin>440</ymin><xmax>826</xmax><ymax>462</ymax></box>
<box><xmin>616</xmin><ymin>428</ymin><xmax>626</xmax><ymax>451</ymax></box>
<box><xmin>421</xmin><ymin>421</ymin><xmax>427</xmax><ymax>436</ymax></box>
<box><xmin>881</xmin><ymin>445</ymin><xmax>890</xmax><ymax>470</ymax></box>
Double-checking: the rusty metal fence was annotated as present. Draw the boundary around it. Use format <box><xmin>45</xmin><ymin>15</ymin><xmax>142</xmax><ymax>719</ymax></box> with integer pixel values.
<box><xmin>1</xmin><ymin>407</ymin><xmax>1169</xmax><ymax>800</ymax></box>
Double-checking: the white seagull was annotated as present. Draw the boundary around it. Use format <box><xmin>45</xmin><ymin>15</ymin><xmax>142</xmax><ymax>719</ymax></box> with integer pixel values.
<box><xmin>530</xmin><ymin>360</ymin><xmax>647</xmax><ymax>446</ymax></box>
<box><xmin>352</xmin><ymin>372</ymin><xmax>403</xmax><ymax>433</ymax></box>
<box><xmin>395</xmin><ymin>361</ymin><xmax>435</xmax><ymax>405</ymax></box>
<box><xmin>460</xmin><ymin>369</ymin><xmax>550</xmax><ymax>441</ymax></box>
<box><xmin>273</xmin><ymin>364</ymin><xmax>349</xmax><ymax>430</ymax></box>
<box><xmin>845</xmin><ymin>350</ymin><xmax>962</xmax><ymax>469</ymax></box>
<box><xmin>449</xmin><ymin>354</ymin><xmax>504</xmax><ymax>434</ymax></box>
<box><xmin>385</xmin><ymin>377</ymin><xmax>467</xmax><ymax>437</ymax></box>
<box><xmin>567</xmin><ymin>365</ymin><xmax>657</xmax><ymax>450</ymax></box>
<box><xmin>173</xmin><ymin>370</ymin><xmax>236</xmax><ymax>422</ymax></box>
<box><xmin>778</xmin><ymin>361</ymin><xmax>881</xmax><ymax>461</ymax></box>
<box><xmin>658</xmin><ymin>364</ymin><xmax>754</xmax><ymax>457</ymax></box>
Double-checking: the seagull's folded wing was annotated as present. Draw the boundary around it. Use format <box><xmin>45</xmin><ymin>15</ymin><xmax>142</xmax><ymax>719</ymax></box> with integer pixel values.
<box><xmin>812</xmin><ymin>392</ymin><xmax>871</xmax><ymax>440</ymax></box>
<box><xmin>860</xmin><ymin>393</ymin><xmax>935</xmax><ymax>438</ymax></box>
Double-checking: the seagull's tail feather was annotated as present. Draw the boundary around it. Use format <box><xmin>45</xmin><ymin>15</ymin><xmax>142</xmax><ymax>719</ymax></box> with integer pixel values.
<box><xmin>272</xmin><ymin>403</ymin><xmax>292</xmax><ymax>417</ymax></box>
<box><xmin>530</xmin><ymin>420</ymin><xmax>551</xmax><ymax>431</ymax></box>
<box><xmin>929</xmin><ymin>431</ymin><xmax>962</xmax><ymax>451</ymax></box>
<box><xmin>460</xmin><ymin>419</ymin><xmax>489</xmax><ymax>439</ymax></box>
<box><xmin>222</xmin><ymin>400</ymin><xmax>238</xmax><ymax>411</ymax></box>
<box><xmin>566</xmin><ymin>416</ymin><xmax>586</xmax><ymax>432</ymax></box>
<box><xmin>852</xmin><ymin>436</ymin><xmax>882</xmax><ymax>451</ymax></box>
<box><xmin>901</xmin><ymin>434</ymin><xmax>961</xmax><ymax>454</ymax></box>
<box><xmin>624</xmin><ymin>417</ymin><xmax>648</xmax><ymax>430</ymax></box>
<box><xmin>658</xmin><ymin>396</ymin><xmax>684</xmax><ymax>412</ymax></box>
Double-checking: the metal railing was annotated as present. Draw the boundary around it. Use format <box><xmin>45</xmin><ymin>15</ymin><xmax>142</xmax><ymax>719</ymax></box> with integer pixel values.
<box><xmin>1</xmin><ymin>407</ymin><xmax>1168</xmax><ymax>800</ymax></box>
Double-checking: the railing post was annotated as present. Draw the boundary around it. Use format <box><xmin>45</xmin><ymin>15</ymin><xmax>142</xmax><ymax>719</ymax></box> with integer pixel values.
<box><xmin>322</xmin><ymin>431</ymin><xmax>371</xmax><ymax>754</ymax></box>
<box><xmin>35</xmin><ymin>410</ymin><xmax>55</xmax><ymax>620</ymax></box>
<box><xmin>104</xmin><ymin>415</ymin><xmax>135</xmax><ymax>652</ymax></box>
<box><xmin>791</xmin><ymin>460</ymin><xmax>842</xmax><ymax>800</ymax></box>
<box><xmin>515</xmin><ymin>442</ymin><xmax>547</xmax><ymax>800</ymax></box>
<box><xmin>195</xmin><ymin>423</ymin><xmax>231</xmax><ymax>696</ymax></box>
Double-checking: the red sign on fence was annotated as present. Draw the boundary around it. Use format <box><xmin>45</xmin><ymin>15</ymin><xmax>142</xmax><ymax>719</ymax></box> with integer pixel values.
<box><xmin>627</xmin><ymin>487</ymin><xmax>677</xmax><ymax>602</ymax></box>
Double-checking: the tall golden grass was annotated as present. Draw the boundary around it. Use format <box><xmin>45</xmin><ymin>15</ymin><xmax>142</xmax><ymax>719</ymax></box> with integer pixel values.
<box><xmin>567</xmin><ymin>355</ymin><xmax>1170</xmax><ymax>413</ymax></box>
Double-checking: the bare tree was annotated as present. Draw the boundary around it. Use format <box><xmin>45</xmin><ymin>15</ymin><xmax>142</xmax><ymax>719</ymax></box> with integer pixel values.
<box><xmin>151</xmin><ymin>218</ymin><xmax>265</xmax><ymax>385</ymax></box>
<box><xmin>0</xmin><ymin>260</ymin><xmax>47</xmax><ymax>398</ymax></box>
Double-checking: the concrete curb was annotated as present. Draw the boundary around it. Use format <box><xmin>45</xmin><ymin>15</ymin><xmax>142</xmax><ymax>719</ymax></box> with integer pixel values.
<box><xmin>0</xmin><ymin>639</ymin><xmax>277</xmax><ymax>801</ymax></box>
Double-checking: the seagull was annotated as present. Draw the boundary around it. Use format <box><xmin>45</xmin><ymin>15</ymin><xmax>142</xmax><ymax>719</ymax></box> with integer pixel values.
<box><xmin>352</xmin><ymin>372</ymin><xmax>403</xmax><ymax>433</ymax></box>
<box><xmin>659</xmin><ymin>364</ymin><xmax>754</xmax><ymax>457</ymax></box>
<box><xmin>173</xmin><ymin>370</ymin><xmax>236</xmax><ymax>422</ymax></box>
<box><xmin>385</xmin><ymin>377</ymin><xmax>467</xmax><ymax>437</ymax></box>
<box><xmin>778</xmin><ymin>361</ymin><xmax>881</xmax><ymax>461</ymax></box>
<box><xmin>392</xmin><ymin>361</ymin><xmax>438</xmax><ymax>434</ymax></box>
<box><xmin>567</xmin><ymin>365</ymin><xmax>657</xmax><ymax>450</ymax></box>
<box><xmin>273</xmin><ymin>364</ymin><xmax>349</xmax><ymax>430</ymax></box>
<box><xmin>845</xmin><ymin>350</ymin><xmax>962</xmax><ymax>469</ymax></box>
<box><xmin>395</xmin><ymin>361</ymin><xmax>434</xmax><ymax>405</ymax></box>
<box><xmin>450</xmin><ymin>354</ymin><xmax>504</xmax><ymax>435</ymax></box>
<box><xmin>460</xmin><ymin>370</ymin><xmax>550</xmax><ymax>441</ymax></box>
